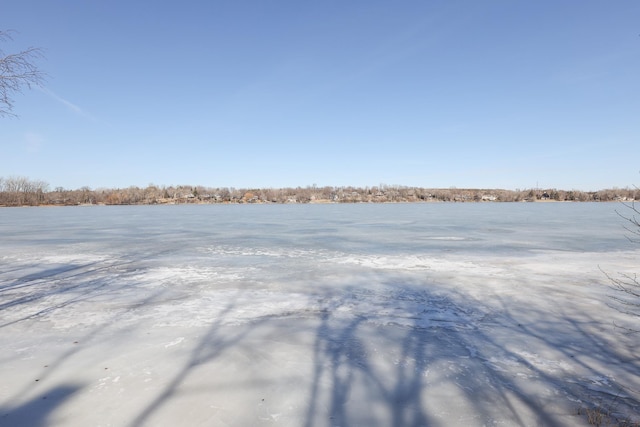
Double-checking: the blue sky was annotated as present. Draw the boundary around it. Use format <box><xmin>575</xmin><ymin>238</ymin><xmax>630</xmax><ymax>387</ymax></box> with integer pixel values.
<box><xmin>2</xmin><ymin>1</ymin><xmax>639</xmax><ymax>191</ymax></box>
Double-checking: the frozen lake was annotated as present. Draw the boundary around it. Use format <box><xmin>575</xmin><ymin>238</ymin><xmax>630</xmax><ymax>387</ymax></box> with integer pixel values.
<box><xmin>1</xmin><ymin>203</ymin><xmax>639</xmax><ymax>426</ymax></box>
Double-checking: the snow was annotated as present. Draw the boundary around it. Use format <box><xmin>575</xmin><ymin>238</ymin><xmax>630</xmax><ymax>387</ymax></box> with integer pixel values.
<box><xmin>0</xmin><ymin>204</ymin><xmax>639</xmax><ymax>426</ymax></box>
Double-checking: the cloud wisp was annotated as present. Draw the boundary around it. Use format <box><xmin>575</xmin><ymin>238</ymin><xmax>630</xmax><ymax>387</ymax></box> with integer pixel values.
<box><xmin>38</xmin><ymin>87</ymin><xmax>98</xmax><ymax>122</ymax></box>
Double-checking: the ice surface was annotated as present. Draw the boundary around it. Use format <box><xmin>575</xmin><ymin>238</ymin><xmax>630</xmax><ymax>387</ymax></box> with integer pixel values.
<box><xmin>0</xmin><ymin>203</ymin><xmax>638</xmax><ymax>426</ymax></box>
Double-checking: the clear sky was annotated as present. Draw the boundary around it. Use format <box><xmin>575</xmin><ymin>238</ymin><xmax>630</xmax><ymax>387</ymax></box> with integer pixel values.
<box><xmin>2</xmin><ymin>1</ymin><xmax>639</xmax><ymax>191</ymax></box>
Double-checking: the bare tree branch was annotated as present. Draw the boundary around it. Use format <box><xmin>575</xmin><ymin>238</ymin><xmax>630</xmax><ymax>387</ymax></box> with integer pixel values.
<box><xmin>616</xmin><ymin>201</ymin><xmax>640</xmax><ymax>244</ymax></box>
<box><xmin>0</xmin><ymin>30</ymin><xmax>45</xmax><ymax>117</ymax></box>
<box><xmin>604</xmin><ymin>196</ymin><xmax>640</xmax><ymax>333</ymax></box>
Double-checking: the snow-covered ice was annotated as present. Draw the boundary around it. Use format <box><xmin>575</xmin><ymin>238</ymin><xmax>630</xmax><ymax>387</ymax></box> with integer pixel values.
<box><xmin>0</xmin><ymin>203</ymin><xmax>638</xmax><ymax>426</ymax></box>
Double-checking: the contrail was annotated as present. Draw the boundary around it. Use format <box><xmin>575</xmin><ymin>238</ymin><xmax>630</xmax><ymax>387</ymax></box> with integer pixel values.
<box><xmin>38</xmin><ymin>86</ymin><xmax>97</xmax><ymax>122</ymax></box>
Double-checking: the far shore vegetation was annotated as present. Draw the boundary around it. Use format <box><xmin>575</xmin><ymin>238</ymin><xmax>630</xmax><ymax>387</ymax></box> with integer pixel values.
<box><xmin>1</xmin><ymin>176</ymin><xmax>638</xmax><ymax>207</ymax></box>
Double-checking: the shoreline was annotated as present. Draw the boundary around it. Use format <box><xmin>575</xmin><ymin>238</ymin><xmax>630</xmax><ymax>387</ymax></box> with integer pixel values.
<box><xmin>2</xmin><ymin>178</ymin><xmax>637</xmax><ymax>207</ymax></box>
<box><xmin>0</xmin><ymin>198</ymin><xmax>633</xmax><ymax>208</ymax></box>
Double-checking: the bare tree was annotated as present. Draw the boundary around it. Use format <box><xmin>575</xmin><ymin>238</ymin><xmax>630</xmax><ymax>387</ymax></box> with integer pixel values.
<box><xmin>0</xmin><ymin>176</ymin><xmax>49</xmax><ymax>206</ymax></box>
<box><xmin>604</xmin><ymin>200</ymin><xmax>640</xmax><ymax>333</ymax></box>
<box><xmin>0</xmin><ymin>30</ymin><xmax>45</xmax><ymax>117</ymax></box>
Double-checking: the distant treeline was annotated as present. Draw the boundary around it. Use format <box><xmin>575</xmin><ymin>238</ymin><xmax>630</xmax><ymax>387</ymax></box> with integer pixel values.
<box><xmin>0</xmin><ymin>176</ymin><xmax>638</xmax><ymax>207</ymax></box>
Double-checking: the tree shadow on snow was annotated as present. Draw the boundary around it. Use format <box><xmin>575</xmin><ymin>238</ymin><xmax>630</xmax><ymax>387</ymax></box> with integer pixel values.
<box><xmin>299</xmin><ymin>278</ymin><xmax>640</xmax><ymax>427</ymax></box>
<box><xmin>3</xmin><ymin>254</ymin><xmax>639</xmax><ymax>426</ymax></box>
<box><xmin>125</xmin><ymin>293</ymin><xmax>267</xmax><ymax>427</ymax></box>
<box><xmin>0</xmin><ymin>384</ymin><xmax>81</xmax><ymax>427</ymax></box>
<box><xmin>0</xmin><ymin>248</ymin><xmax>179</xmax><ymax>328</ymax></box>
